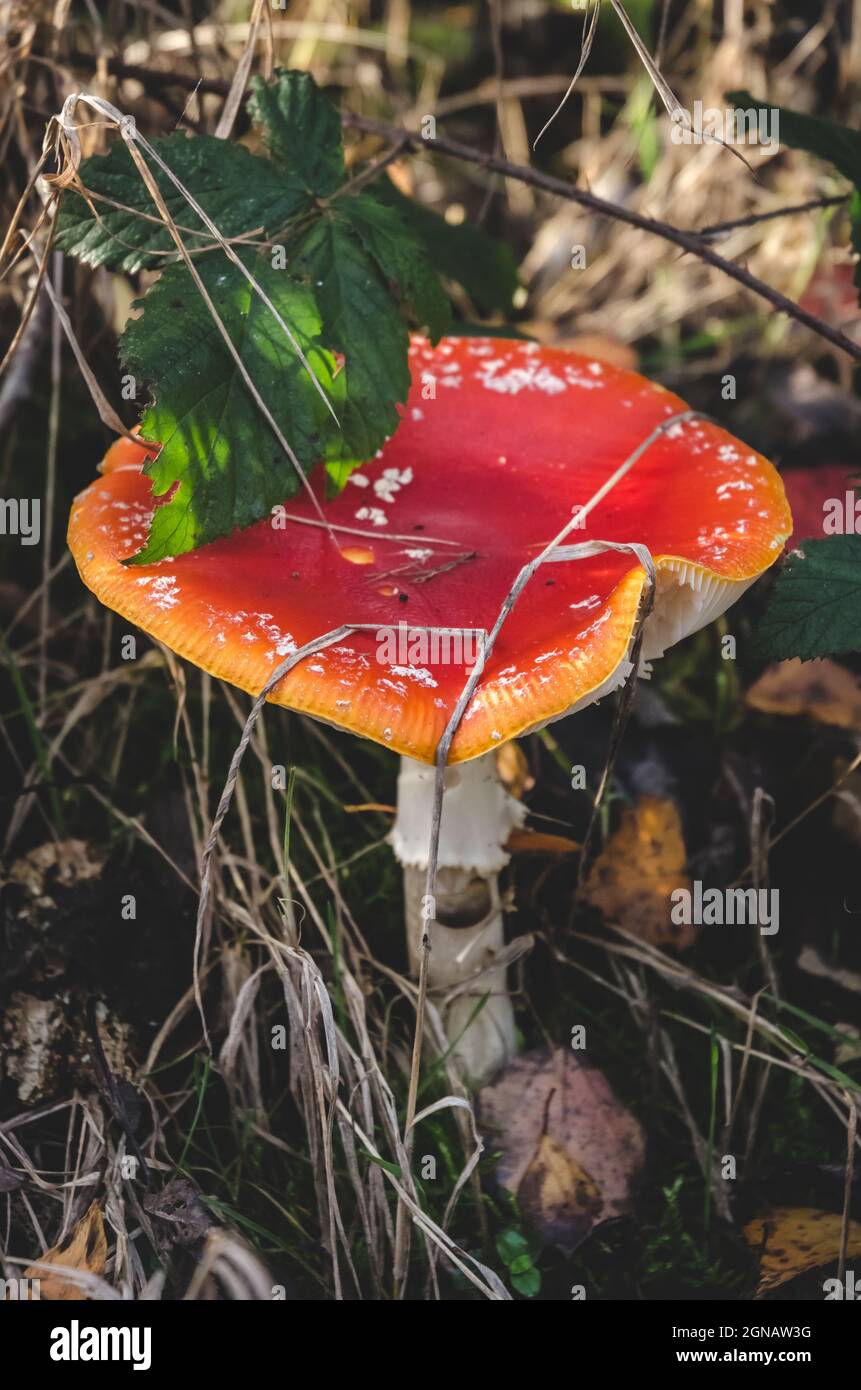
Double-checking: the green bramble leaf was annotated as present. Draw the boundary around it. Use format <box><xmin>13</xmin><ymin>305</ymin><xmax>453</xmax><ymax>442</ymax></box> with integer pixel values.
<box><xmin>336</xmin><ymin>192</ymin><xmax>452</xmax><ymax>341</ymax></box>
<box><xmin>246</xmin><ymin>69</ymin><xmax>344</xmax><ymax>196</ymax></box>
<box><xmin>369</xmin><ymin>177</ymin><xmax>519</xmax><ymax>316</ymax></box>
<box><xmin>290</xmin><ymin>210</ymin><xmax>411</xmax><ymax>462</ymax></box>
<box><xmin>121</xmin><ymin>251</ymin><xmax>341</xmax><ymax>565</ymax></box>
<box><xmin>756</xmin><ymin>536</ymin><xmax>861</xmax><ymax>661</ymax></box>
<box><xmin>54</xmin><ymin>133</ymin><xmax>309</xmax><ymax>274</ymax></box>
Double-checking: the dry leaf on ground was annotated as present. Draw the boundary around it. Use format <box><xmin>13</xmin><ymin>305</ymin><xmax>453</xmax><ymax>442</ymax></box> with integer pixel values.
<box><xmin>747</xmin><ymin>659</ymin><xmax>861</xmax><ymax>733</ymax></box>
<box><xmin>25</xmin><ymin>1200</ymin><xmax>107</xmax><ymax>1300</ymax></box>
<box><xmin>480</xmin><ymin>1047</ymin><xmax>645</xmax><ymax>1253</ymax></box>
<box><xmin>797</xmin><ymin>945</ymin><xmax>861</xmax><ymax>996</ymax></box>
<box><xmin>495</xmin><ymin>741</ymin><xmax>535</xmax><ymax>799</ymax></box>
<box><xmin>505</xmin><ymin>827</ymin><xmax>580</xmax><ymax>855</ymax></box>
<box><xmin>144</xmin><ymin>1174</ymin><xmax>218</xmax><ymax>1260</ymax></box>
<box><xmin>582</xmin><ymin>795</ymin><xmax>693</xmax><ymax>948</ymax></box>
<box><xmin>1</xmin><ymin>838</ymin><xmax>105</xmax><ymax>896</ymax></box>
<box><xmin>743</xmin><ymin>1207</ymin><xmax>861</xmax><ymax>1294</ymax></box>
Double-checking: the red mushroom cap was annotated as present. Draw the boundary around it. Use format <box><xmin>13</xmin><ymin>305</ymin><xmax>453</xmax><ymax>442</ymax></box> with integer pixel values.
<box><xmin>68</xmin><ymin>336</ymin><xmax>791</xmax><ymax>763</ymax></box>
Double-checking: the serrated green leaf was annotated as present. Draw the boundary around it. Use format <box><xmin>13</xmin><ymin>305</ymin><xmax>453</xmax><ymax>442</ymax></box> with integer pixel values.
<box><xmin>121</xmin><ymin>251</ymin><xmax>340</xmax><ymax>563</ymax></box>
<box><xmin>291</xmin><ymin>212</ymin><xmax>410</xmax><ymax>461</ymax></box>
<box><xmin>55</xmin><ymin>134</ymin><xmax>309</xmax><ymax>274</ymax></box>
<box><xmin>247</xmin><ymin>69</ymin><xmax>344</xmax><ymax>196</ymax></box>
<box><xmin>370</xmin><ymin>178</ymin><xmax>519</xmax><ymax>315</ymax></box>
<box><xmin>336</xmin><ymin>192</ymin><xmax>452</xmax><ymax>340</ymax></box>
<box><xmin>324</xmin><ymin>456</ymin><xmax>367</xmax><ymax>494</ymax></box>
<box><xmin>726</xmin><ymin>91</ymin><xmax>861</xmax><ymax>187</ymax></box>
<box><xmin>757</xmin><ymin>536</ymin><xmax>861</xmax><ymax>661</ymax></box>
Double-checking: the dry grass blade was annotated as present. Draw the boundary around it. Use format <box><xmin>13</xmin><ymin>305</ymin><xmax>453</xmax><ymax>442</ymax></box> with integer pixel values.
<box><xmin>533</xmin><ymin>0</ymin><xmax>601</xmax><ymax>149</ymax></box>
<box><xmin>214</xmin><ymin>0</ymin><xmax>268</xmax><ymax>142</ymax></box>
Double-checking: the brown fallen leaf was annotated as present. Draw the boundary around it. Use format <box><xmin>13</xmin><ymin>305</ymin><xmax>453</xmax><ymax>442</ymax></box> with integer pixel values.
<box><xmin>747</xmin><ymin>658</ymin><xmax>861</xmax><ymax>732</ymax></box>
<box><xmin>480</xmin><ymin>1047</ymin><xmax>645</xmax><ymax>1253</ymax></box>
<box><xmin>505</xmin><ymin>827</ymin><xmax>581</xmax><ymax>856</ymax></box>
<box><xmin>25</xmin><ymin>1200</ymin><xmax>107</xmax><ymax>1300</ymax></box>
<box><xmin>144</xmin><ymin>1175</ymin><xmax>217</xmax><ymax>1259</ymax></box>
<box><xmin>2</xmin><ymin>838</ymin><xmax>105</xmax><ymax>895</ymax></box>
<box><xmin>582</xmin><ymin>795</ymin><xmax>693</xmax><ymax>949</ymax></box>
<box><xmin>743</xmin><ymin>1207</ymin><xmax>861</xmax><ymax>1295</ymax></box>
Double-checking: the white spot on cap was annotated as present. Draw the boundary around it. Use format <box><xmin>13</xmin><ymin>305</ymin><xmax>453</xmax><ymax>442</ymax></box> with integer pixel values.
<box><xmin>373</xmin><ymin>467</ymin><xmax>413</xmax><ymax>504</ymax></box>
<box><xmin>391</xmin><ymin>664</ymin><xmax>438</xmax><ymax>688</ymax></box>
<box><xmin>478</xmin><ymin>358</ymin><xmax>567</xmax><ymax>396</ymax></box>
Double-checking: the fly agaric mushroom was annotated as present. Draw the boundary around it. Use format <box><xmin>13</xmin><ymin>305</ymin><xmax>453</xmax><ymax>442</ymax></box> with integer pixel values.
<box><xmin>68</xmin><ymin>336</ymin><xmax>790</xmax><ymax>1086</ymax></box>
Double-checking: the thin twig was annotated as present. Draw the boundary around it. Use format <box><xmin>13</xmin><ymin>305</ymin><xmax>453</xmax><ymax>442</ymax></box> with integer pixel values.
<box><xmin>698</xmin><ymin>194</ymin><xmax>849</xmax><ymax>240</ymax></box>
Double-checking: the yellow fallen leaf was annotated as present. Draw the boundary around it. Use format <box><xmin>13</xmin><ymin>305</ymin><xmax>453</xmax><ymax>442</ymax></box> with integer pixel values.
<box><xmin>747</xmin><ymin>658</ymin><xmax>861</xmax><ymax>732</ymax></box>
<box><xmin>743</xmin><ymin>1206</ymin><xmax>861</xmax><ymax>1294</ymax></box>
<box><xmin>25</xmin><ymin>1200</ymin><xmax>107</xmax><ymax>1300</ymax></box>
<box><xmin>517</xmin><ymin>1134</ymin><xmax>602</xmax><ymax>1252</ymax></box>
<box><xmin>480</xmin><ymin>1048</ymin><xmax>645</xmax><ymax>1254</ymax></box>
<box><xmin>583</xmin><ymin>795</ymin><xmax>693</xmax><ymax>949</ymax></box>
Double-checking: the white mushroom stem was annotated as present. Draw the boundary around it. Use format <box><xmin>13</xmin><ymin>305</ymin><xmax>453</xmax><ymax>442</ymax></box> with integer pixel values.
<box><xmin>390</xmin><ymin>751</ymin><xmax>526</xmax><ymax>1087</ymax></box>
